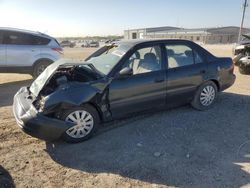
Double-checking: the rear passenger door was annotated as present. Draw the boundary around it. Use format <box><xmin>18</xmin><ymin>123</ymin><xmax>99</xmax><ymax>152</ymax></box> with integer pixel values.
<box><xmin>3</xmin><ymin>31</ymin><xmax>40</xmax><ymax>67</ymax></box>
<box><xmin>0</xmin><ymin>31</ymin><xmax>5</xmax><ymax>66</ymax></box>
<box><xmin>165</xmin><ymin>41</ymin><xmax>207</xmax><ymax>106</ymax></box>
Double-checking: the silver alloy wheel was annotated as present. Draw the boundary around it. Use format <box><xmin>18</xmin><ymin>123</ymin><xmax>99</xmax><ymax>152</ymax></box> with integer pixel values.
<box><xmin>200</xmin><ymin>85</ymin><xmax>216</xmax><ymax>106</ymax></box>
<box><xmin>65</xmin><ymin>110</ymin><xmax>94</xmax><ymax>138</ymax></box>
<box><xmin>37</xmin><ymin>64</ymin><xmax>47</xmax><ymax>75</ymax></box>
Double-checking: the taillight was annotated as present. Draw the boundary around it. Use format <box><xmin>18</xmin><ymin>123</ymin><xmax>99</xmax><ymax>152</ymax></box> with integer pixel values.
<box><xmin>52</xmin><ymin>47</ymin><xmax>63</xmax><ymax>54</ymax></box>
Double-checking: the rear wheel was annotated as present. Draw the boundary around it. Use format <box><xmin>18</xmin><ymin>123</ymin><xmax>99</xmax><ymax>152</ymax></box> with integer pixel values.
<box><xmin>33</xmin><ymin>60</ymin><xmax>52</xmax><ymax>78</ymax></box>
<box><xmin>0</xmin><ymin>177</ymin><xmax>13</xmax><ymax>188</ymax></box>
<box><xmin>191</xmin><ymin>81</ymin><xmax>218</xmax><ymax>111</ymax></box>
<box><xmin>61</xmin><ymin>105</ymin><xmax>99</xmax><ymax>143</ymax></box>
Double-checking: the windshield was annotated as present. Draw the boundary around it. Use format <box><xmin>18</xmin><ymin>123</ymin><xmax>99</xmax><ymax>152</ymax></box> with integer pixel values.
<box><xmin>86</xmin><ymin>44</ymin><xmax>131</xmax><ymax>75</ymax></box>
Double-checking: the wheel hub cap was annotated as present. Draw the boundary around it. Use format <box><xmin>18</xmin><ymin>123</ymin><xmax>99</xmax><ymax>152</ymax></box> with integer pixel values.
<box><xmin>200</xmin><ymin>85</ymin><xmax>215</xmax><ymax>106</ymax></box>
<box><xmin>65</xmin><ymin>110</ymin><xmax>94</xmax><ymax>138</ymax></box>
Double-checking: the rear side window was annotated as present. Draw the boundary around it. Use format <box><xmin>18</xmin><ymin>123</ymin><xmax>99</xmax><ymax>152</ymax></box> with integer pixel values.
<box><xmin>166</xmin><ymin>45</ymin><xmax>195</xmax><ymax>68</ymax></box>
<box><xmin>3</xmin><ymin>31</ymin><xmax>50</xmax><ymax>45</ymax></box>
<box><xmin>31</xmin><ymin>35</ymin><xmax>50</xmax><ymax>45</ymax></box>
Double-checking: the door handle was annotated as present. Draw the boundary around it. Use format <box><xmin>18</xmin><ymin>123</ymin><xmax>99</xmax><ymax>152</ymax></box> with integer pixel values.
<box><xmin>154</xmin><ymin>78</ymin><xmax>164</xmax><ymax>83</ymax></box>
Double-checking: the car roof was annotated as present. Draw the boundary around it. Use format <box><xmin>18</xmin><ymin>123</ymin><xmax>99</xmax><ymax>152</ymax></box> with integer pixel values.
<box><xmin>117</xmin><ymin>39</ymin><xmax>194</xmax><ymax>47</ymax></box>
<box><xmin>114</xmin><ymin>39</ymin><xmax>215</xmax><ymax>60</ymax></box>
<box><xmin>0</xmin><ymin>27</ymin><xmax>53</xmax><ymax>39</ymax></box>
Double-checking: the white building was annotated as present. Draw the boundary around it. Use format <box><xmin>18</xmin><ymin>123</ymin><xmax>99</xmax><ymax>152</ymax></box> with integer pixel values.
<box><xmin>124</xmin><ymin>26</ymin><xmax>250</xmax><ymax>44</ymax></box>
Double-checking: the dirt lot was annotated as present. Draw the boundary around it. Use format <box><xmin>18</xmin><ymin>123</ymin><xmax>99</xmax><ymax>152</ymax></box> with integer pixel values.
<box><xmin>0</xmin><ymin>45</ymin><xmax>250</xmax><ymax>188</ymax></box>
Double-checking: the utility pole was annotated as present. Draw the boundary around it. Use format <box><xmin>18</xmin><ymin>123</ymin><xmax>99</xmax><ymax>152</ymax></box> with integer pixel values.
<box><xmin>238</xmin><ymin>0</ymin><xmax>248</xmax><ymax>42</ymax></box>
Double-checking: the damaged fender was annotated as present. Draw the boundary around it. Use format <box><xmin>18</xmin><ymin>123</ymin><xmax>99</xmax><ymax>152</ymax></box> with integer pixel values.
<box><xmin>42</xmin><ymin>81</ymin><xmax>112</xmax><ymax>121</ymax></box>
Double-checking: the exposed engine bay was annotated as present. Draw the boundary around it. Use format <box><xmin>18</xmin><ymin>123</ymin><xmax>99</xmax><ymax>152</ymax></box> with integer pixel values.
<box><xmin>32</xmin><ymin>64</ymin><xmax>101</xmax><ymax>112</ymax></box>
<box><xmin>40</xmin><ymin>65</ymin><xmax>99</xmax><ymax>96</ymax></box>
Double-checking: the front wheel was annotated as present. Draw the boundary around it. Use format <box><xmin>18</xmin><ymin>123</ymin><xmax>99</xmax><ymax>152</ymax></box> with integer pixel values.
<box><xmin>191</xmin><ymin>81</ymin><xmax>218</xmax><ymax>111</ymax></box>
<box><xmin>61</xmin><ymin>105</ymin><xmax>100</xmax><ymax>143</ymax></box>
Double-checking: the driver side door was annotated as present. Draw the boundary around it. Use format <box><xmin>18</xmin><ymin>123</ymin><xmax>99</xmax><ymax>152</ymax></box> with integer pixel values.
<box><xmin>108</xmin><ymin>44</ymin><xmax>167</xmax><ymax>118</ymax></box>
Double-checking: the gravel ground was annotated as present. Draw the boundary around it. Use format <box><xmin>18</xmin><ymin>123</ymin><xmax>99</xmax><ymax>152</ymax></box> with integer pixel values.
<box><xmin>0</xmin><ymin>45</ymin><xmax>250</xmax><ymax>188</ymax></box>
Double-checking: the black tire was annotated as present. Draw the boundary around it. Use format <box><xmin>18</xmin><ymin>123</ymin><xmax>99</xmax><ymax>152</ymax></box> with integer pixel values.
<box><xmin>60</xmin><ymin>105</ymin><xmax>100</xmax><ymax>143</ymax></box>
<box><xmin>33</xmin><ymin>60</ymin><xmax>52</xmax><ymax>78</ymax></box>
<box><xmin>191</xmin><ymin>81</ymin><xmax>218</xmax><ymax>111</ymax></box>
<box><xmin>0</xmin><ymin>177</ymin><xmax>14</xmax><ymax>188</ymax></box>
<box><xmin>239</xmin><ymin>65</ymin><xmax>250</xmax><ymax>75</ymax></box>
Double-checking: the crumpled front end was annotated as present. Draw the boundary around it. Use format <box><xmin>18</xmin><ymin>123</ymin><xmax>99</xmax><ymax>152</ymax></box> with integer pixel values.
<box><xmin>30</xmin><ymin>60</ymin><xmax>106</xmax><ymax>113</ymax></box>
<box><xmin>13</xmin><ymin>87</ymin><xmax>74</xmax><ymax>141</ymax></box>
<box><xmin>29</xmin><ymin>59</ymin><xmax>95</xmax><ymax>97</ymax></box>
<box><xmin>13</xmin><ymin>58</ymin><xmax>112</xmax><ymax>141</ymax></box>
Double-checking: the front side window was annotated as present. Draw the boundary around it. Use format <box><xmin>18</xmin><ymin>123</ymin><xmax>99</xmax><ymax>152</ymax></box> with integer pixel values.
<box><xmin>3</xmin><ymin>31</ymin><xmax>32</xmax><ymax>45</ymax></box>
<box><xmin>123</xmin><ymin>45</ymin><xmax>162</xmax><ymax>75</ymax></box>
<box><xmin>166</xmin><ymin>45</ymin><xmax>195</xmax><ymax>68</ymax></box>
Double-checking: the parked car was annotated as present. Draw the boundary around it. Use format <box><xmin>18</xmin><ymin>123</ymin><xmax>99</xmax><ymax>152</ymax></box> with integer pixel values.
<box><xmin>60</xmin><ymin>40</ymin><xmax>75</xmax><ymax>48</ymax></box>
<box><xmin>233</xmin><ymin>34</ymin><xmax>250</xmax><ymax>74</ymax></box>
<box><xmin>13</xmin><ymin>39</ymin><xmax>235</xmax><ymax>143</ymax></box>
<box><xmin>0</xmin><ymin>28</ymin><xmax>62</xmax><ymax>77</ymax></box>
<box><xmin>105</xmin><ymin>39</ymin><xmax>120</xmax><ymax>45</ymax></box>
<box><xmin>89</xmin><ymin>41</ymin><xmax>99</xmax><ymax>47</ymax></box>
<box><xmin>81</xmin><ymin>41</ymin><xmax>90</xmax><ymax>48</ymax></box>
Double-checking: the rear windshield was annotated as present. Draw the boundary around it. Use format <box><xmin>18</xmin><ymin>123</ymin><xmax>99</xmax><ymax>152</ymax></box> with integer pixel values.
<box><xmin>54</xmin><ymin>39</ymin><xmax>60</xmax><ymax>46</ymax></box>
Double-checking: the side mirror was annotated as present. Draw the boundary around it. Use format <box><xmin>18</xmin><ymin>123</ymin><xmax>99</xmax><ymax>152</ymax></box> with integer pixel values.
<box><xmin>118</xmin><ymin>67</ymin><xmax>133</xmax><ymax>77</ymax></box>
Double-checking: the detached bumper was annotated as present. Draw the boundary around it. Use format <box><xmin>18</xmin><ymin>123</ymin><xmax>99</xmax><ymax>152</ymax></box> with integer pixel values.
<box><xmin>13</xmin><ymin>87</ymin><xmax>72</xmax><ymax>141</ymax></box>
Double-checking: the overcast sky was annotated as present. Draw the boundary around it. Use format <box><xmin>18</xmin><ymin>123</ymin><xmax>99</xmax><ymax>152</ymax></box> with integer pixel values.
<box><xmin>0</xmin><ymin>0</ymin><xmax>249</xmax><ymax>37</ymax></box>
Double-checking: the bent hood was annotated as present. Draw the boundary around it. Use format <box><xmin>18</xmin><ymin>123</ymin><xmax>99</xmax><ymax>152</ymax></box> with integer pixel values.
<box><xmin>30</xmin><ymin>59</ymin><xmax>88</xmax><ymax>97</ymax></box>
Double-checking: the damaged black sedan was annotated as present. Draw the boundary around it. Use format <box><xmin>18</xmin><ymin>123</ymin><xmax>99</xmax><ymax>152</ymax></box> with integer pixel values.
<box><xmin>13</xmin><ymin>39</ymin><xmax>236</xmax><ymax>143</ymax></box>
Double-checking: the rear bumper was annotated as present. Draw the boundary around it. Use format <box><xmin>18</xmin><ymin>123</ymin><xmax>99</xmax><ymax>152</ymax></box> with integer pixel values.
<box><xmin>13</xmin><ymin>87</ymin><xmax>72</xmax><ymax>141</ymax></box>
<box><xmin>220</xmin><ymin>74</ymin><xmax>236</xmax><ymax>91</ymax></box>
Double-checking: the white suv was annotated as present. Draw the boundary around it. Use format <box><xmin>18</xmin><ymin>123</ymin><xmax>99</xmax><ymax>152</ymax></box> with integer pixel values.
<box><xmin>0</xmin><ymin>28</ymin><xmax>63</xmax><ymax>77</ymax></box>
